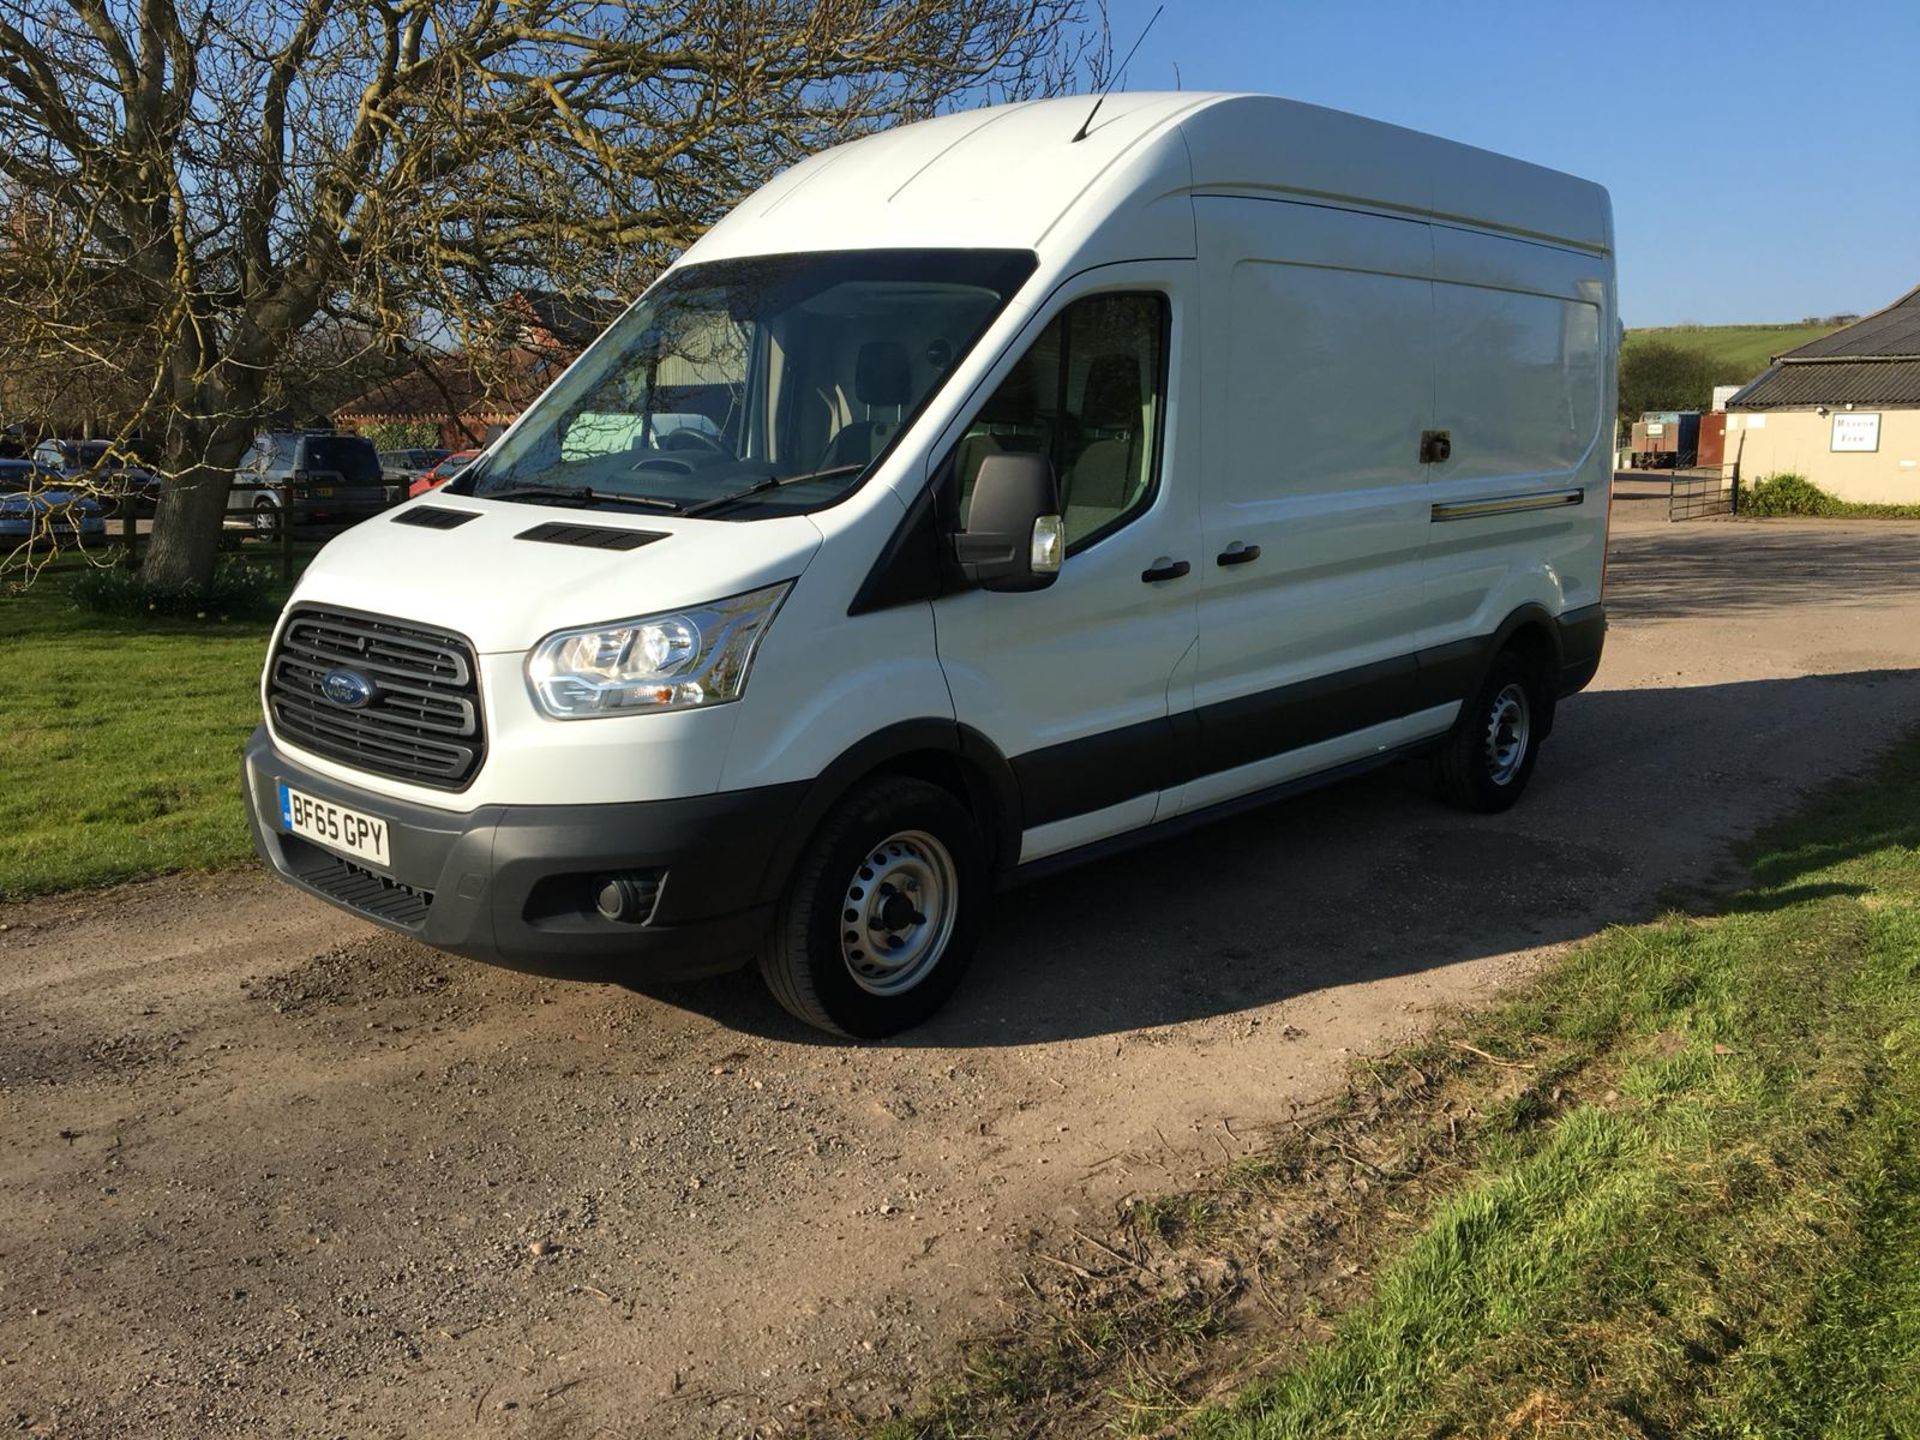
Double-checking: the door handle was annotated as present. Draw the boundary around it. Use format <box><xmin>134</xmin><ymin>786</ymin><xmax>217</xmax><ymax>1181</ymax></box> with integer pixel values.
<box><xmin>1140</xmin><ymin>558</ymin><xmax>1190</xmax><ymax>584</ymax></box>
<box><xmin>1216</xmin><ymin>542</ymin><xmax>1262</xmax><ymax>567</ymax></box>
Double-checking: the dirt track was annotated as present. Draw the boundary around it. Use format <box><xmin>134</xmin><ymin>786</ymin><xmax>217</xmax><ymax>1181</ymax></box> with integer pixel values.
<box><xmin>6</xmin><ymin>508</ymin><xmax>1920</xmax><ymax>1438</ymax></box>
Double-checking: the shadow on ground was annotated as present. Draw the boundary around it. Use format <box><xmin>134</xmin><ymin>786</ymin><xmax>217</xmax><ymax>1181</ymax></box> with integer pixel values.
<box><xmin>1604</xmin><ymin>519</ymin><xmax>1920</xmax><ymax>623</ymax></box>
<box><xmin>627</xmin><ymin>666</ymin><xmax>1920</xmax><ymax>1047</ymax></box>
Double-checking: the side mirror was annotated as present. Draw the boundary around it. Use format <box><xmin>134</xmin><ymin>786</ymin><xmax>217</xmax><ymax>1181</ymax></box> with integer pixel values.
<box><xmin>952</xmin><ymin>453</ymin><xmax>1064</xmax><ymax>593</ymax></box>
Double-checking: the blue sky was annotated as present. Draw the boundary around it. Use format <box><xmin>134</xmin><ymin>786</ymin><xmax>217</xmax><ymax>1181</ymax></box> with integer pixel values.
<box><xmin>1099</xmin><ymin>0</ymin><xmax>1920</xmax><ymax>326</ymax></box>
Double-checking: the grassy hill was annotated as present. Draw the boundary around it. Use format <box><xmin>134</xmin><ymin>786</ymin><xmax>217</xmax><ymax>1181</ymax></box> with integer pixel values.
<box><xmin>1625</xmin><ymin>322</ymin><xmax>1844</xmax><ymax>380</ymax></box>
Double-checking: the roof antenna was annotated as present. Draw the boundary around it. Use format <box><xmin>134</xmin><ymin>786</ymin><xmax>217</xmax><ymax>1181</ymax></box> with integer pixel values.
<box><xmin>1072</xmin><ymin>4</ymin><xmax>1164</xmax><ymax>143</ymax></box>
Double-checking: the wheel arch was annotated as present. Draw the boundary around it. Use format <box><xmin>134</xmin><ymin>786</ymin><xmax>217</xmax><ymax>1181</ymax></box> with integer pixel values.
<box><xmin>1485</xmin><ymin>603</ymin><xmax>1564</xmax><ymax>735</ymax></box>
<box><xmin>753</xmin><ymin>719</ymin><xmax>1023</xmax><ymax>906</ymax></box>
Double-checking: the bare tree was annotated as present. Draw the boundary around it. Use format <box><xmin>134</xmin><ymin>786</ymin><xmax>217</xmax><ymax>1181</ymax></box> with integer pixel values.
<box><xmin>0</xmin><ymin>0</ymin><xmax>1093</xmax><ymax>589</ymax></box>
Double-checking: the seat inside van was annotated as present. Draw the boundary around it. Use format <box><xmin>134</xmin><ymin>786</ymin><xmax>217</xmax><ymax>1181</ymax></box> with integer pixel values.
<box><xmin>1062</xmin><ymin>353</ymin><xmax>1145</xmax><ymax>528</ymax></box>
<box><xmin>955</xmin><ymin>348</ymin><xmax>1046</xmax><ymax>512</ymax></box>
<box><xmin>950</xmin><ymin>288</ymin><xmax>1166</xmax><ymax>543</ymax></box>
<box><xmin>823</xmin><ymin>340</ymin><xmax>912</xmax><ymax>470</ymax></box>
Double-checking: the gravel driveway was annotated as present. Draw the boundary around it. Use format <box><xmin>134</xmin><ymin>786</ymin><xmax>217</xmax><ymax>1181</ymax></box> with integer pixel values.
<box><xmin>5</xmin><ymin>507</ymin><xmax>1920</xmax><ymax>1438</ymax></box>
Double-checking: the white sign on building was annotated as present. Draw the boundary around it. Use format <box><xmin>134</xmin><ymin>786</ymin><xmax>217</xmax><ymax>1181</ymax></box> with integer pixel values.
<box><xmin>1831</xmin><ymin>412</ymin><xmax>1882</xmax><ymax>452</ymax></box>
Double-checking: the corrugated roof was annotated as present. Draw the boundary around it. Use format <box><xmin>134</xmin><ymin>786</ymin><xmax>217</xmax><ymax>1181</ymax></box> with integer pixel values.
<box><xmin>1727</xmin><ymin>282</ymin><xmax>1920</xmax><ymax>408</ymax></box>
<box><xmin>1727</xmin><ymin>357</ymin><xmax>1920</xmax><ymax>410</ymax></box>
<box><xmin>1778</xmin><ymin>283</ymin><xmax>1920</xmax><ymax>359</ymax></box>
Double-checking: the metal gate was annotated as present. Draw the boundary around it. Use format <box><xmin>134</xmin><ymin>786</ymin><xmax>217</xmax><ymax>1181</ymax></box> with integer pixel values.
<box><xmin>1667</xmin><ymin>467</ymin><xmax>1737</xmax><ymax>522</ymax></box>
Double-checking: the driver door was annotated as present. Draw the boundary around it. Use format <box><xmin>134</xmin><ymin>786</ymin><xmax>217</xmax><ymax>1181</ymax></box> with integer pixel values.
<box><xmin>930</xmin><ymin>266</ymin><xmax>1201</xmax><ymax>864</ymax></box>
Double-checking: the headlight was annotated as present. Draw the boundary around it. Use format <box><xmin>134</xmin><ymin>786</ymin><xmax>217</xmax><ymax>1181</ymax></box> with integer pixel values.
<box><xmin>525</xmin><ymin>582</ymin><xmax>791</xmax><ymax>720</ymax></box>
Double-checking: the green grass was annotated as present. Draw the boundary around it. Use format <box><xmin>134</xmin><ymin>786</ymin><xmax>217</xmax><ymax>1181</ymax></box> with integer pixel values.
<box><xmin>1188</xmin><ymin>736</ymin><xmax>1920</xmax><ymax>1440</ymax></box>
<box><xmin>869</xmin><ymin>734</ymin><xmax>1920</xmax><ymax>1439</ymax></box>
<box><xmin>0</xmin><ymin>555</ymin><xmax>289</xmax><ymax>900</ymax></box>
<box><xmin>1625</xmin><ymin>322</ymin><xmax>1843</xmax><ymax>379</ymax></box>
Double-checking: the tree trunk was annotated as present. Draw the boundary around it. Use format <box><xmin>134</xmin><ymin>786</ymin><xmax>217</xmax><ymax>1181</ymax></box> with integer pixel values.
<box><xmin>141</xmin><ymin>422</ymin><xmax>253</xmax><ymax>590</ymax></box>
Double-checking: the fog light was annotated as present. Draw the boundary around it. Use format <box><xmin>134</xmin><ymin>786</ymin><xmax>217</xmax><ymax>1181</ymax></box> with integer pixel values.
<box><xmin>594</xmin><ymin>872</ymin><xmax>662</xmax><ymax>924</ymax></box>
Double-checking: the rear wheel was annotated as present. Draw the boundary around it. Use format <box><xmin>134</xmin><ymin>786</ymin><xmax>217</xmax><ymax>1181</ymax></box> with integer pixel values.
<box><xmin>1432</xmin><ymin>649</ymin><xmax>1546</xmax><ymax>813</ymax></box>
<box><xmin>252</xmin><ymin>498</ymin><xmax>281</xmax><ymax>537</ymax></box>
<box><xmin>759</xmin><ymin>776</ymin><xmax>988</xmax><ymax>1038</ymax></box>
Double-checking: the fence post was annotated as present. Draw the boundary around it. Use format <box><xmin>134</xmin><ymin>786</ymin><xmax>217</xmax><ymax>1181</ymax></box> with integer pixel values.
<box><xmin>279</xmin><ymin>481</ymin><xmax>293</xmax><ymax>583</ymax></box>
<box><xmin>121</xmin><ymin>493</ymin><xmax>137</xmax><ymax>569</ymax></box>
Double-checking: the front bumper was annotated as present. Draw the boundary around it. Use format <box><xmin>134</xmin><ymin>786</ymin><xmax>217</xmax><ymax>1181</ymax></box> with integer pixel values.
<box><xmin>243</xmin><ymin>726</ymin><xmax>806</xmax><ymax>979</ymax></box>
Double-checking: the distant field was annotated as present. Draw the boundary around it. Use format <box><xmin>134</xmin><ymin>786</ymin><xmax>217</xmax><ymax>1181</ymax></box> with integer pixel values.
<box><xmin>1625</xmin><ymin>322</ymin><xmax>1844</xmax><ymax>380</ymax></box>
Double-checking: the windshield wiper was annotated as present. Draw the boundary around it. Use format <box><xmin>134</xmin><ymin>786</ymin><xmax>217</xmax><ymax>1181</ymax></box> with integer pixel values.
<box><xmin>479</xmin><ymin>483</ymin><xmax>683</xmax><ymax>513</ymax></box>
<box><xmin>679</xmin><ymin>463</ymin><xmax>868</xmax><ymax>519</ymax></box>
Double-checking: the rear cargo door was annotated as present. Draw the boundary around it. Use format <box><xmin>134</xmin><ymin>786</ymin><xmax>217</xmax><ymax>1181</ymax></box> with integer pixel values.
<box><xmin>304</xmin><ymin>436</ymin><xmax>384</xmax><ymax>488</ymax></box>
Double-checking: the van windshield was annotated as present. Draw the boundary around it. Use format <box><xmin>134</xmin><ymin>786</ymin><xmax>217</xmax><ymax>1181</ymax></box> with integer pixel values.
<box><xmin>462</xmin><ymin>248</ymin><xmax>1036</xmax><ymax>516</ymax></box>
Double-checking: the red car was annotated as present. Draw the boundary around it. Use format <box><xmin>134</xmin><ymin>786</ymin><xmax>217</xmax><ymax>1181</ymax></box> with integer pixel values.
<box><xmin>409</xmin><ymin>449</ymin><xmax>480</xmax><ymax>498</ymax></box>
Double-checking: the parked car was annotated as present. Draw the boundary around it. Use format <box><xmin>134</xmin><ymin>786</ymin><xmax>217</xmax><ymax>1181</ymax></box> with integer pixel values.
<box><xmin>0</xmin><ymin>459</ymin><xmax>106</xmax><ymax>546</ymax></box>
<box><xmin>32</xmin><ymin>438</ymin><xmax>164</xmax><ymax>516</ymax></box>
<box><xmin>379</xmin><ymin>447</ymin><xmax>451</xmax><ymax>488</ymax></box>
<box><xmin>244</xmin><ymin>92</ymin><xmax>1615</xmax><ymax>1039</ymax></box>
<box><xmin>230</xmin><ymin>431</ymin><xmax>390</xmax><ymax>536</ymax></box>
<box><xmin>409</xmin><ymin>449</ymin><xmax>480</xmax><ymax>498</ymax></box>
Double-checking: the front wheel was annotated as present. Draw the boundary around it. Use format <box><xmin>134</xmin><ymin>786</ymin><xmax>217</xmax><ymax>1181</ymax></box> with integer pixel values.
<box><xmin>1432</xmin><ymin>649</ymin><xmax>1546</xmax><ymax>813</ymax></box>
<box><xmin>759</xmin><ymin>776</ymin><xmax>988</xmax><ymax>1038</ymax></box>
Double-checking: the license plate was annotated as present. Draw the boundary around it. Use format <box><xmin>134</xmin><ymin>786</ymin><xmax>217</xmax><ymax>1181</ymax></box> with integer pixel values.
<box><xmin>279</xmin><ymin>782</ymin><xmax>391</xmax><ymax>867</ymax></box>
<box><xmin>314</xmin><ymin>485</ymin><xmax>335</xmax><ymax>498</ymax></box>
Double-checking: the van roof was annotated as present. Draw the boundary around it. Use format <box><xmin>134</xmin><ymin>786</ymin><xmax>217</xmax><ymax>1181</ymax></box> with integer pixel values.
<box><xmin>681</xmin><ymin>93</ymin><xmax>1612</xmax><ymax>271</ymax></box>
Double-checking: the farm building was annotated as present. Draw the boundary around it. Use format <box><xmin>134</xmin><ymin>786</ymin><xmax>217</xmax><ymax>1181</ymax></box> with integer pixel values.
<box><xmin>334</xmin><ymin>292</ymin><xmax>622</xmax><ymax>449</ymax></box>
<box><xmin>1724</xmin><ymin>284</ymin><xmax>1920</xmax><ymax>504</ymax></box>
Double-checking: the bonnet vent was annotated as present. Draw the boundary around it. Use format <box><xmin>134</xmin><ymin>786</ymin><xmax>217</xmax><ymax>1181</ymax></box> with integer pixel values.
<box><xmin>516</xmin><ymin>522</ymin><xmax>666</xmax><ymax>552</ymax></box>
<box><xmin>391</xmin><ymin>507</ymin><xmax>481</xmax><ymax>530</ymax></box>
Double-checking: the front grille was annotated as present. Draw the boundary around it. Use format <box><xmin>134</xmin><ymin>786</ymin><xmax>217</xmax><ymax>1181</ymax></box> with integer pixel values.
<box><xmin>269</xmin><ymin>607</ymin><xmax>484</xmax><ymax>789</ymax></box>
<box><xmin>285</xmin><ymin>839</ymin><xmax>433</xmax><ymax>928</ymax></box>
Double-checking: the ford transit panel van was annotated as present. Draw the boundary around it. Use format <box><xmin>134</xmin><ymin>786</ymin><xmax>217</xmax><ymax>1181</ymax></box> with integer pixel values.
<box><xmin>244</xmin><ymin>93</ymin><xmax>1615</xmax><ymax>1036</ymax></box>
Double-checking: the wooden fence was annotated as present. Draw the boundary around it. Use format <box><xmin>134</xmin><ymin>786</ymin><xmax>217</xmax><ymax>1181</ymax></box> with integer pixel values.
<box><xmin>103</xmin><ymin>481</ymin><xmax>404</xmax><ymax>581</ymax></box>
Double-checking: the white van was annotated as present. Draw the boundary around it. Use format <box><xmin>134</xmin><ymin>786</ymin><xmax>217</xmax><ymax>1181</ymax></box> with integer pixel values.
<box><xmin>245</xmin><ymin>93</ymin><xmax>1615</xmax><ymax>1037</ymax></box>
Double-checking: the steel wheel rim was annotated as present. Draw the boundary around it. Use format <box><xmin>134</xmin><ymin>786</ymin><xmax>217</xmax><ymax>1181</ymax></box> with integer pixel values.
<box><xmin>1483</xmin><ymin>682</ymin><xmax>1531</xmax><ymax>785</ymax></box>
<box><xmin>839</xmin><ymin>829</ymin><xmax>959</xmax><ymax>997</ymax></box>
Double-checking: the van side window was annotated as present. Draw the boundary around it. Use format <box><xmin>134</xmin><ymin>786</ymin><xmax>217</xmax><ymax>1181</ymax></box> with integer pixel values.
<box><xmin>954</xmin><ymin>292</ymin><xmax>1167</xmax><ymax>552</ymax></box>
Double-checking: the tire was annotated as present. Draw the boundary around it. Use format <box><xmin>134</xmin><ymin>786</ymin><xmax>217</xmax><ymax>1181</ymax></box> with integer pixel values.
<box><xmin>252</xmin><ymin>499</ymin><xmax>281</xmax><ymax>537</ymax></box>
<box><xmin>1432</xmin><ymin>649</ymin><xmax>1546</xmax><ymax>814</ymax></box>
<box><xmin>758</xmin><ymin>776</ymin><xmax>988</xmax><ymax>1038</ymax></box>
